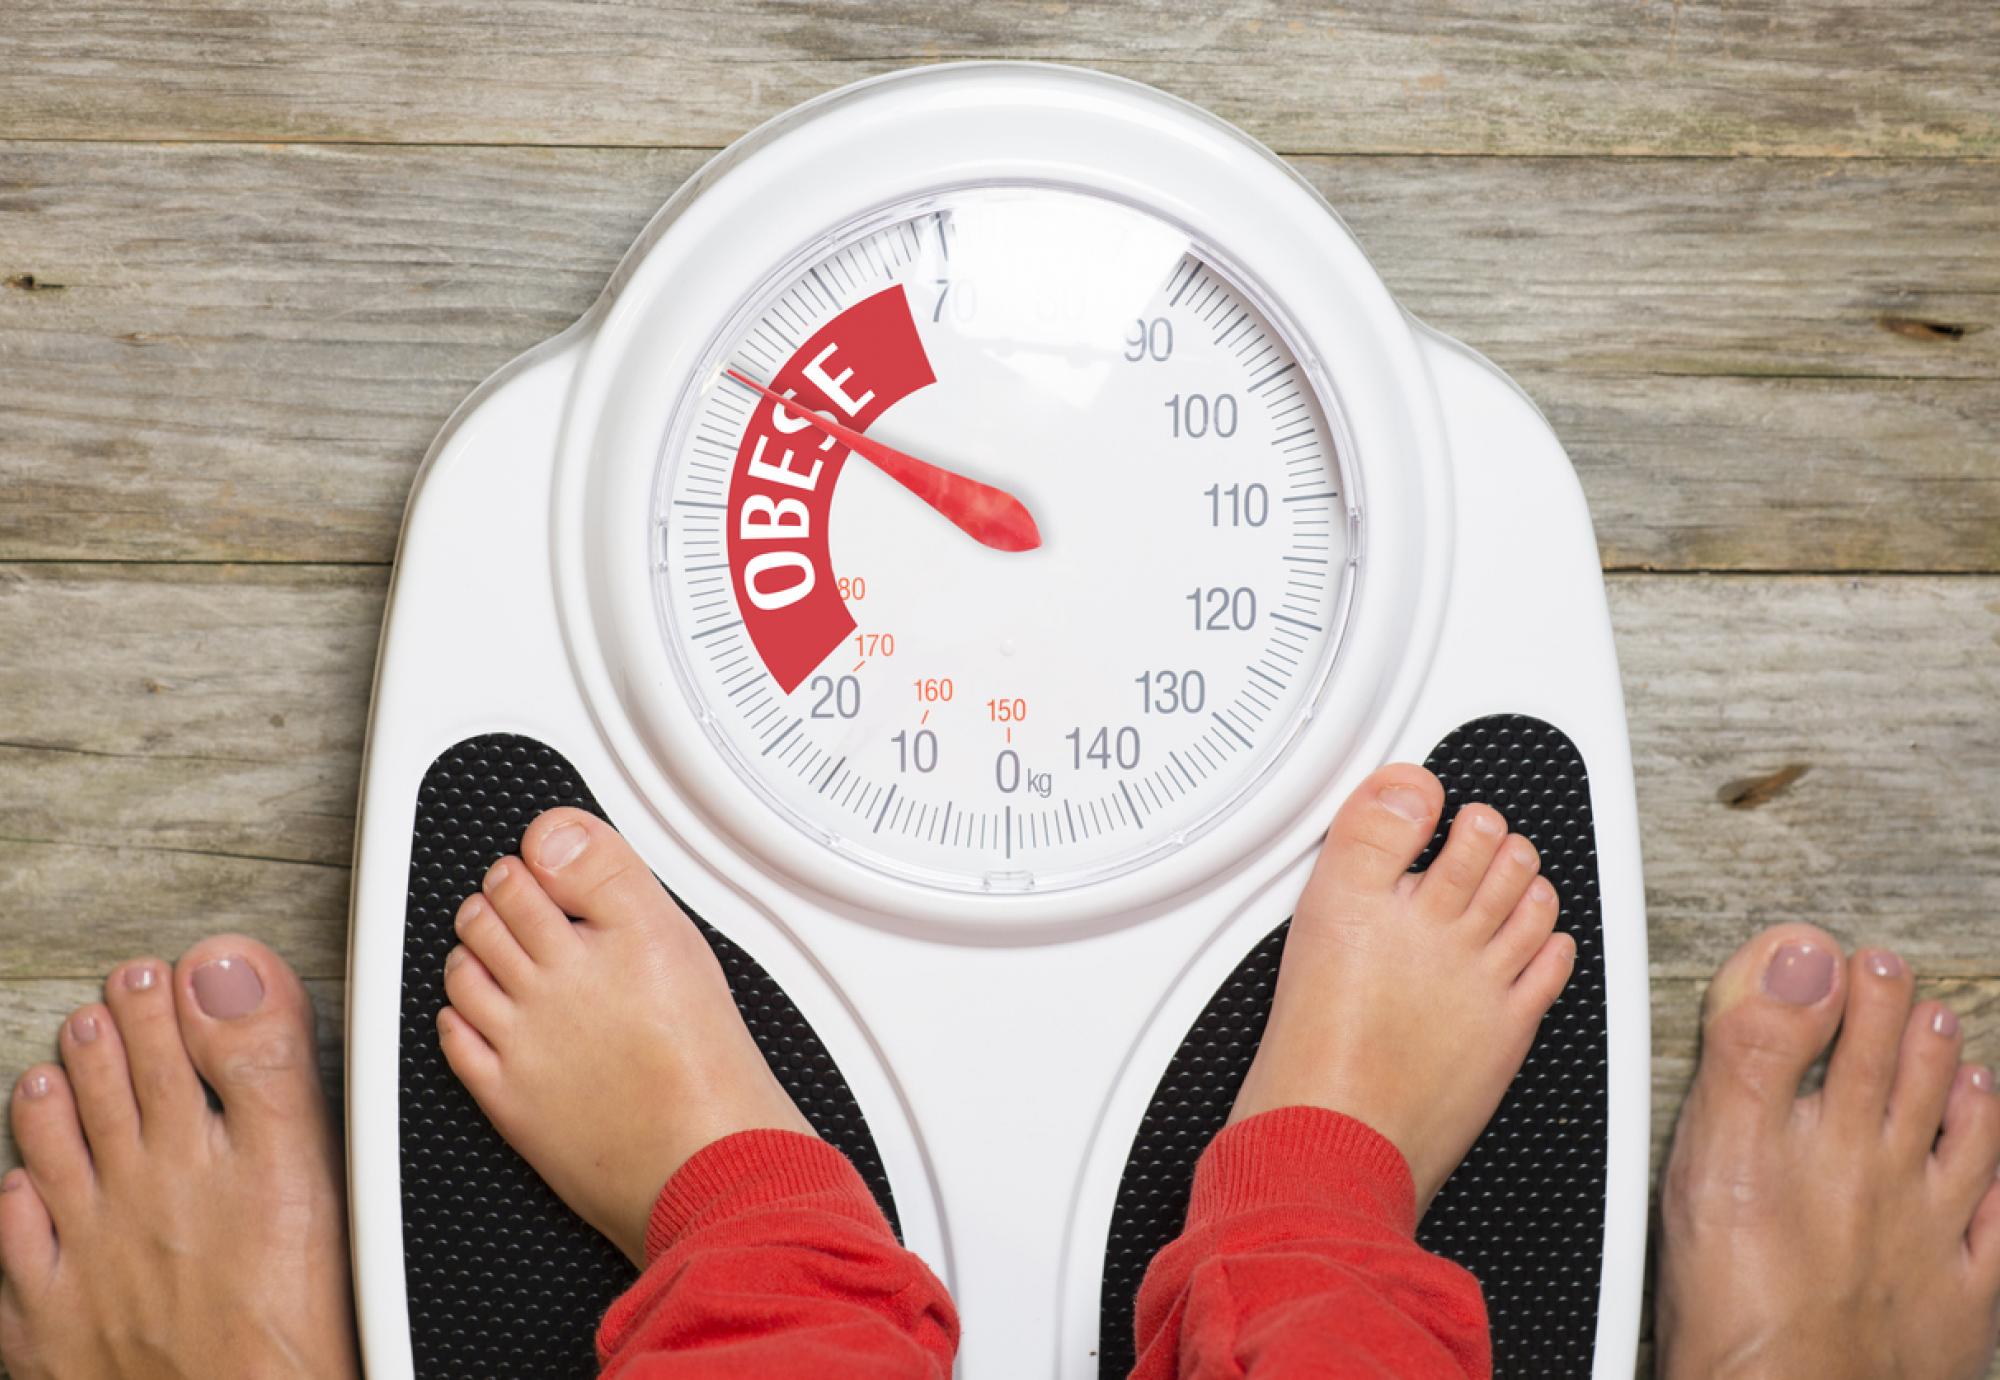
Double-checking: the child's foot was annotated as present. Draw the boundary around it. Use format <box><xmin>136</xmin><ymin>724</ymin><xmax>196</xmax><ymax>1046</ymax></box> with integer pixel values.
<box><xmin>1230</xmin><ymin>762</ymin><xmax>1574</xmax><ymax>1211</ymax></box>
<box><xmin>1657</xmin><ymin>925</ymin><xmax>2000</xmax><ymax>1380</ymax></box>
<box><xmin>437</xmin><ymin>808</ymin><xmax>814</xmax><ymax>1266</ymax></box>
<box><xmin>0</xmin><ymin>938</ymin><xmax>357</xmax><ymax>1380</ymax></box>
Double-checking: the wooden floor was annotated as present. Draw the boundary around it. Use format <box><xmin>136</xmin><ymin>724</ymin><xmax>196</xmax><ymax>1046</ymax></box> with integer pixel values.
<box><xmin>1</xmin><ymin>3</ymin><xmax>1996</xmax><ymax>1374</ymax></box>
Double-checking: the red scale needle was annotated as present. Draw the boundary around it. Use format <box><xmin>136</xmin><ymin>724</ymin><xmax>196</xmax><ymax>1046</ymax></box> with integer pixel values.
<box><xmin>725</xmin><ymin>368</ymin><xmax>1042</xmax><ymax>553</ymax></box>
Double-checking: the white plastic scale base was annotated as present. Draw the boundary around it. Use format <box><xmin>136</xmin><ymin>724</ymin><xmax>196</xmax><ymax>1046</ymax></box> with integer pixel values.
<box><xmin>347</xmin><ymin>63</ymin><xmax>1647</xmax><ymax>1379</ymax></box>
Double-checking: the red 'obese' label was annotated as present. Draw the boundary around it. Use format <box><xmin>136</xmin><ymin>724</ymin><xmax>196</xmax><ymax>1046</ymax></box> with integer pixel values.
<box><xmin>726</xmin><ymin>285</ymin><xmax>936</xmax><ymax>693</ymax></box>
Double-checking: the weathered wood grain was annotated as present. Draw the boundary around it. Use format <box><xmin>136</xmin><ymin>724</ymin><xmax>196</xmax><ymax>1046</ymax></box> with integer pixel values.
<box><xmin>0</xmin><ymin>563</ymin><xmax>1994</xmax><ymax>979</ymax></box>
<box><xmin>0</xmin><ymin>1</ymin><xmax>1995</xmax><ymax>157</ymax></box>
<box><xmin>3</xmin><ymin>143</ymin><xmax>1995</xmax><ymax>568</ymax></box>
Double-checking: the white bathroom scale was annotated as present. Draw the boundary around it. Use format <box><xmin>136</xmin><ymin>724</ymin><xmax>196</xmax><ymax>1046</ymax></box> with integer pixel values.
<box><xmin>345</xmin><ymin>63</ymin><xmax>1648</xmax><ymax>1379</ymax></box>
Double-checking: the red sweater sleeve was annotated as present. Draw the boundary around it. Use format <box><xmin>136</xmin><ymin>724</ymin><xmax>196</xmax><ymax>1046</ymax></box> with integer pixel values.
<box><xmin>596</xmin><ymin>1130</ymin><xmax>957</xmax><ymax>1379</ymax></box>
<box><xmin>1130</xmin><ymin>1106</ymin><xmax>1491</xmax><ymax>1380</ymax></box>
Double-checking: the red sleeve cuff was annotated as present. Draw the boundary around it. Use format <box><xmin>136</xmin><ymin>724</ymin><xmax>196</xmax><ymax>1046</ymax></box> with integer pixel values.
<box><xmin>1188</xmin><ymin>1105</ymin><xmax>1418</xmax><ymax>1238</ymax></box>
<box><xmin>598</xmin><ymin>1128</ymin><xmax>891</xmax><ymax>1363</ymax></box>
<box><xmin>641</xmin><ymin>1128</ymin><xmax>882</xmax><ymax>1263</ymax></box>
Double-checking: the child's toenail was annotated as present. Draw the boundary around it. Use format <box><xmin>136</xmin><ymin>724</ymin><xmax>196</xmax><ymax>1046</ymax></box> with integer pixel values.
<box><xmin>1865</xmin><ymin>949</ymin><xmax>1905</xmax><ymax>979</ymax></box>
<box><xmin>18</xmin><ymin>1072</ymin><xmax>50</xmax><ymax>1100</ymax></box>
<box><xmin>1470</xmin><ymin>808</ymin><xmax>1504</xmax><ymax>835</ymax></box>
<box><xmin>0</xmin><ymin>1169</ymin><xmax>23</xmax><ymax>1192</ymax></box>
<box><xmin>486</xmin><ymin>860</ymin><xmax>510</xmax><ymax>889</ymax></box>
<box><xmin>445</xmin><ymin>946</ymin><xmax>466</xmax><ymax>973</ymax></box>
<box><xmin>1762</xmin><ymin>942</ymin><xmax>1834</xmax><ymax>1005</ymax></box>
<box><xmin>1529</xmin><ymin>877</ymin><xmax>1556</xmax><ymax>904</ymax></box>
<box><xmin>457</xmin><ymin>895</ymin><xmax>486</xmax><ymax>930</ymax></box>
<box><xmin>1378</xmin><ymin>785</ymin><xmax>1431</xmax><ymax>822</ymax></box>
<box><xmin>123</xmin><ymin>962</ymin><xmax>157</xmax><ymax>991</ymax></box>
<box><xmin>1972</xmin><ymin>1066</ymin><xmax>1993</xmax><ymax>1093</ymax></box>
<box><xmin>69</xmin><ymin>1013</ymin><xmax>99</xmax><ymax>1044</ymax></box>
<box><xmin>191</xmin><ymin>957</ymin><xmax>265</xmax><ymax>1020</ymax></box>
<box><xmin>1932</xmin><ymin>1007</ymin><xmax>1960</xmax><ymax>1038</ymax></box>
<box><xmin>538</xmin><ymin>822</ymin><xmax>589</xmax><ymax>868</ymax></box>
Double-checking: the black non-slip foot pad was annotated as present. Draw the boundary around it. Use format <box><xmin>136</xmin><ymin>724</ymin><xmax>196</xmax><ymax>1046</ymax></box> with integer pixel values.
<box><xmin>398</xmin><ymin>734</ymin><xmax>900</xmax><ymax>1377</ymax></box>
<box><xmin>1097</xmin><ymin>715</ymin><xmax>1610</xmax><ymax>1378</ymax></box>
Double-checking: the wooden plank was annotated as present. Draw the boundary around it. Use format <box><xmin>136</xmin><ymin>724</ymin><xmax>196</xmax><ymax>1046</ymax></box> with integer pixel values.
<box><xmin>1620</xmin><ymin>575</ymin><xmax>2000</xmax><ymax>978</ymax></box>
<box><xmin>3</xmin><ymin>143</ymin><xmax>1995</xmax><ymax>568</ymax></box>
<box><xmin>6</xmin><ymin>972</ymin><xmax>2000</xmax><ymax>1380</ymax></box>
<box><xmin>0</xmin><ymin>564</ymin><xmax>1995</xmax><ymax>977</ymax></box>
<box><xmin>1537</xmin><ymin>374</ymin><xmax>2000</xmax><ymax>574</ymax></box>
<box><xmin>0</xmin><ymin>1</ymin><xmax>1994</xmax><ymax>156</ymax></box>
<box><xmin>0</xmin><ymin>562</ymin><xmax>385</xmax><ymax>870</ymax></box>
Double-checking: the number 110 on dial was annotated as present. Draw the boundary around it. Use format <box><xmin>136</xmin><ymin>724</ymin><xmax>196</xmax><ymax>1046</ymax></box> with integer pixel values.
<box><xmin>657</xmin><ymin>184</ymin><xmax>1352</xmax><ymax>891</ymax></box>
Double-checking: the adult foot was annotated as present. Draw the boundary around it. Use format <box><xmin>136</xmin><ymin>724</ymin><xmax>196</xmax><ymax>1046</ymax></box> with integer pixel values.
<box><xmin>1657</xmin><ymin>924</ymin><xmax>2000</xmax><ymax>1380</ymax></box>
<box><xmin>1230</xmin><ymin>762</ymin><xmax>1575</xmax><ymax>1211</ymax></box>
<box><xmin>437</xmin><ymin>808</ymin><xmax>814</xmax><ymax>1266</ymax></box>
<box><xmin>0</xmin><ymin>937</ymin><xmax>356</xmax><ymax>1380</ymax></box>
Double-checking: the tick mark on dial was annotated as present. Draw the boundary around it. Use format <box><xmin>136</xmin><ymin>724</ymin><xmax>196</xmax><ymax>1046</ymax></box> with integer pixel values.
<box><xmin>762</xmin><ymin>718</ymin><xmax>803</xmax><ymax>756</ymax></box>
<box><xmin>867</xmin><ymin>784</ymin><xmax>895</xmax><ymax>832</ymax></box>
<box><xmin>1117</xmin><ymin>781</ymin><xmax>1144</xmax><ymax>825</ymax></box>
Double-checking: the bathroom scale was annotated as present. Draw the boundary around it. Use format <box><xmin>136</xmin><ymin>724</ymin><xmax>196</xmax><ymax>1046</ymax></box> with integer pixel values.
<box><xmin>346</xmin><ymin>62</ymin><xmax>1648</xmax><ymax>1379</ymax></box>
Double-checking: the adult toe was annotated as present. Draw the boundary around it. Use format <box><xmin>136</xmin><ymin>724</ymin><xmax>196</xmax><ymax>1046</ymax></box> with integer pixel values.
<box><xmin>1687</xmin><ymin>923</ymin><xmax>1846</xmax><ymax>1137</ymax></box>
<box><xmin>0</xmin><ymin>1166</ymin><xmax>58</xmax><ymax>1298</ymax></box>
<box><xmin>1968</xmin><ymin>1175</ymin><xmax>2000</xmax><ymax>1296</ymax></box>
<box><xmin>1886</xmin><ymin>999</ymin><xmax>1963</xmax><ymax>1159</ymax></box>
<box><xmin>170</xmin><ymin>937</ymin><xmax>329</xmax><ymax>1153</ymax></box>
<box><xmin>1820</xmin><ymin>947</ymin><xmax>1914</xmax><ymax>1131</ymax></box>
<box><xmin>57</xmin><ymin>1004</ymin><xmax>139</xmax><ymax>1165</ymax></box>
<box><xmin>103</xmin><ymin>956</ymin><xmax>206</xmax><ymax>1146</ymax></box>
<box><xmin>9</xmin><ymin>1067</ymin><xmax>92</xmax><ymax>1221</ymax></box>
<box><xmin>1934</xmin><ymin>1065</ymin><xmax>2000</xmax><ymax>1220</ymax></box>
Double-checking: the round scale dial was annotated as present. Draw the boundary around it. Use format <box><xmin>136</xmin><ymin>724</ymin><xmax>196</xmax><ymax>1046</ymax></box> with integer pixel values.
<box><xmin>654</xmin><ymin>186</ymin><xmax>1357</xmax><ymax>893</ymax></box>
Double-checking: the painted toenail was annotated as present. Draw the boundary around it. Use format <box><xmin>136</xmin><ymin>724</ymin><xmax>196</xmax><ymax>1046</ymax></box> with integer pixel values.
<box><xmin>192</xmin><ymin>957</ymin><xmax>264</xmax><ymax>1020</ymax></box>
<box><xmin>123</xmin><ymin>962</ymin><xmax>158</xmax><ymax>991</ymax></box>
<box><xmin>18</xmin><ymin>1072</ymin><xmax>51</xmax><ymax>1100</ymax></box>
<box><xmin>1972</xmin><ymin>1066</ymin><xmax>1993</xmax><ymax>1093</ymax></box>
<box><xmin>1529</xmin><ymin>877</ymin><xmax>1556</xmax><ymax>904</ymax></box>
<box><xmin>1378</xmin><ymin>785</ymin><xmax>1431</xmax><ymax>822</ymax></box>
<box><xmin>1932</xmin><ymin>1007</ymin><xmax>1960</xmax><ymax>1038</ymax></box>
<box><xmin>486</xmin><ymin>860</ymin><xmax>510</xmax><ymax>889</ymax></box>
<box><xmin>538</xmin><ymin>822</ymin><xmax>589</xmax><ymax>868</ymax></box>
<box><xmin>69</xmin><ymin>1013</ymin><xmax>99</xmax><ymax>1044</ymax></box>
<box><xmin>1864</xmin><ymin>949</ymin><xmax>1904</xmax><ymax>979</ymax></box>
<box><xmin>1762</xmin><ymin>942</ymin><xmax>1834</xmax><ymax>1005</ymax></box>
